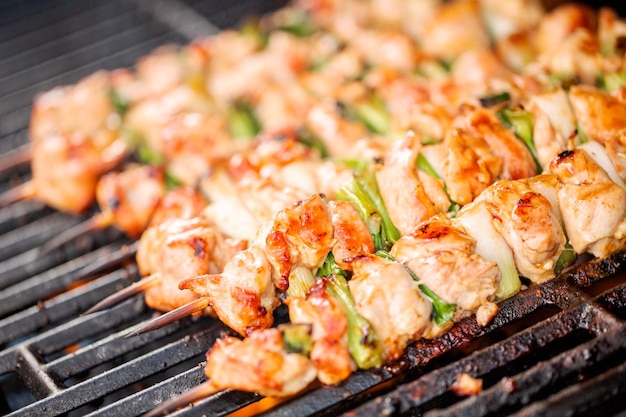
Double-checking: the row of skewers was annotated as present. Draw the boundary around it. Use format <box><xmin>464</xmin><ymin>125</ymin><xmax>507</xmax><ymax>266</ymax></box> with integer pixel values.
<box><xmin>3</xmin><ymin>0</ymin><xmax>626</xmax><ymax>415</ymax></box>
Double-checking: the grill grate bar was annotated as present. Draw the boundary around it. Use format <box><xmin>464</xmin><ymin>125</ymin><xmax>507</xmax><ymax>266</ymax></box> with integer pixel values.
<box><xmin>512</xmin><ymin>360</ymin><xmax>626</xmax><ymax>417</ymax></box>
<box><xmin>15</xmin><ymin>346</ymin><xmax>62</xmax><ymax>400</ymax></box>
<box><xmin>0</xmin><ymin>241</ymin><xmax>129</xmax><ymax>318</ymax></box>
<box><xmin>423</xmin><ymin>325</ymin><xmax>626</xmax><ymax>417</ymax></box>
<box><xmin>0</xmin><ymin>267</ymin><xmax>138</xmax><ymax>347</ymax></box>
<box><xmin>0</xmin><ymin>13</ymin><xmax>164</xmax><ymax>98</ymax></box>
<box><xmin>6</xmin><ymin>324</ymin><xmax>226</xmax><ymax>417</ymax></box>
<box><xmin>0</xmin><ymin>2</ymin><xmax>138</xmax><ymax>74</ymax></box>
<box><xmin>0</xmin><ymin>200</ymin><xmax>50</xmax><ymax>236</ymax></box>
<box><xmin>43</xmin><ymin>306</ymin><xmax>195</xmax><ymax>380</ymax></box>
<box><xmin>0</xmin><ymin>0</ymin><xmax>87</xmax><ymax>44</ymax></box>
<box><xmin>83</xmin><ymin>366</ymin><xmax>207</xmax><ymax>417</ymax></box>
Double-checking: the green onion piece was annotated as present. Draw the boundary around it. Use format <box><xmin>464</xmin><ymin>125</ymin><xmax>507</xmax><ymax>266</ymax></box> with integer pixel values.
<box><xmin>336</xmin><ymin>167</ymin><xmax>400</xmax><ymax>251</ymax></box>
<box><xmin>316</xmin><ymin>253</ymin><xmax>349</xmax><ymax>278</ymax></box>
<box><xmin>454</xmin><ymin>203</ymin><xmax>521</xmax><ymax>300</ymax></box>
<box><xmin>416</xmin><ymin>153</ymin><xmax>441</xmax><ymax>179</ymax></box>
<box><xmin>600</xmin><ymin>71</ymin><xmax>626</xmax><ymax>92</ymax></box>
<box><xmin>276</xmin><ymin>10</ymin><xmax>316</xmax><ymax>37</ymax></box>
<box><xmin>228</xmin><ymin>101</ymin><xmax>261</xmax><ymax>139</ymax></box>
<box><xmin>286</xmin><ymin>266</ymin><xmax>317</xmax><ymax>299</ymax></box>
<box><xmin>164</xmin><ymin>172</ymin><xmax>182</xmax><ymax>190</ymax></box>
<box><xmin>479</xmin><ymin>92</ymin><xmax>511</xmax><ymax>107</ymax></box>
<box><xmin>554</xmin><ymin>242</ymin><xmax>576</xmax><ymax>274</ymax></box>
<box><xmin>497</xmin><ymin>108</ymin><xmax>542</xmax><ymax>173</ymax></box>
<box><xmin>575</xmin><ymin>124</ymin><xmax>590</xmax><ymax>145</ymax></box>
<box><xmin>137</xmin><ymin>145</ymin><xmax>165</xmax><ymax>166</ymax></box>
<box><xmin>324</xmin><ymin>274</ymin><xmax>383</xmax><ymax>369</ymax></box>
<box><xmin>297</xmin><ymin>127</ymin><xmax>329</xmax><ymax>158</ymax></box>
<box><xmin>279</xmin><ymin>323</ymin><xmax>313</xmax><ymax>356</ymax></box>
<box><xmin>110</xmin><ymin>89</ymin><xmax>130</xmax><ymax>116</ymax></box>
<box><xmin>353</xmin><ymin>94</ymin><xmax>391</xmax><ymax>135</ymax></box>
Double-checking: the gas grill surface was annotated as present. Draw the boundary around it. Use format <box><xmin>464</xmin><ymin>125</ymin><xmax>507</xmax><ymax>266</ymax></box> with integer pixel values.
<box><xmin>1</xmin><ymin>1</ymin><xmax>626</xmax><ymax>416</ymax></box>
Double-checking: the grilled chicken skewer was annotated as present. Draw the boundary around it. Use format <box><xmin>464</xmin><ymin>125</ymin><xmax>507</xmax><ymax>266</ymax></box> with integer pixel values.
<box><xmin>146</xmin><ymin>134</ymin><xmax>626</xmax><ymax>416</ymax></box>
<box><xmin>0</xmin><ymin>72</ymin><xmax>130</xmax><ymax>212</ymax></box>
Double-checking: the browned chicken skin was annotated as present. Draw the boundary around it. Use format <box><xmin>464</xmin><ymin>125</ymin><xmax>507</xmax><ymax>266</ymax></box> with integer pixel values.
<box><xmin>390</xmin><ymin>215</ymin><xmax>500</xmax><ymax>327</ymax></box>
<box><xmin>204</xmin><ymin>328</ymin><xmax>317</xmax><ymax>397</ymax></box>
<box><xmin>549</xmin><ymin>149</ymin><xmax>626</xmax><ymax>257</ymax></box>
<box><xmin>473</xmin><ymin>179</ymin><xmax>566</xmax><ymax>283</ymax></box>
<box><xmin>96</xmin><ymin>165</ymin><xmax>166</xmax><ymax>238</ymax></box>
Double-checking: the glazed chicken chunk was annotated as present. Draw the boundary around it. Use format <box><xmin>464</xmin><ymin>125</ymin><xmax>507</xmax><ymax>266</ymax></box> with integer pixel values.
<box><xmin>95</xmin><ymin>165</ymin><xmax>166</xmax><ymax>238</ymax></box>
<box><xmin>347</xmin><ymin>253</ymin><xmax>432</xmax><ymax>360</ymax></box>
<box><xmin>138</xmin><ymin>216</ymin><xmax>246</xmax><ymax>313</ymax></box>
<box><xmin>29</xmin><ymin>71</ymin><xmax>128</xmax><ymax>213</ymax></box>
<box><xmin>549</xmin><ymin>149</ymin><xmax>626</xmax><ymax>257</ymax></box>
<box><xmin>390</xmin><ymin>215</ymin><xmax>500</xmax><ymax>326</ymax></box>
<box><xmin>204</xmin><ymin>328</ymin><xmax>317</xmax><ymax>397</ymax></box>
<box><xmin>473</xmin><ymin>178</ymin><xmax>566</xmax><ymax>283</ymax></box>
<box><xmin>179</xmin><ymin>245</ymin><xmax>278</xmax><ymax>336</ymax></box>
<box><xmin>376</xmin><ymin>134</ymin><xmax>440</xmax><ymax>235</ymax></box>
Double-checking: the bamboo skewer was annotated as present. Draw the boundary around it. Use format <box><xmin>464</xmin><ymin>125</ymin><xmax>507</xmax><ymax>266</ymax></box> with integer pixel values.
<box><xmin>84</xmin><ymin>273</ymin><xmax>163</xmax><ymax>314</ymax></box>
<box><xmin>125</xmin><ymin>297</ymin><xmax>211</xmax><ymax>337</ymax></box>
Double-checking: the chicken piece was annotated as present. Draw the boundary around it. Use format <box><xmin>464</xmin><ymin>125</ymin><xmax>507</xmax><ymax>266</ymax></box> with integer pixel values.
<box><xmin>598</xmin><ymin>7</ymin><xmax>626</xmax><ymax>56</ymax></box>
<box><xmin>479</xmin><ymin>0</ymin><xmax>543</xmax><ymax>41</ymax></box>
<box><xmin>605</xmin><ymin>135</ymin><xmax>626</xmax><ymax>183</ymax></box>
<box><xmin>138</xmin><ymin>216</ymin><xmax>246</xmax><ymax>313</ymax></box>
<box><xmin>568</xmin><ymin>85</ymin><xmax>626</xmax><ymax>145</ymax></box>
<box><xmin>526</xmin><ymin>89</ymin><xmax>574</xmax><ymax>168</ymax></box>
<box><xmin>159</xmin><ymin>112</ymin><xmax>237</xmax><ymax>186</ymax></box>
<box><xmin>535</xmin><ymin>3</ymin><xmax>596</xmax><ymax>56</ymax></box>
<box><xmin>123</xmin><ymin>84</ymin><xmax>213</xmax><ymax>159</ymax></box>
<box><xmin>29</xmin><ymin>71</ymin><xmax>120</xmax><ymax>146</ymax></box>
<box><xmin>95</xmin><ymin>165</ymin><xmax>166</xmax><ymax>238</ymax></box>
<box><xmin>287</xmin><ymin>278</ymin><xmax>353</xmax><ymax>385</ymax></box>
<box><xmin>417</xmin><ymin>170</ymin><xmax>451</xmax><ymax>214</ymax></box>
<box><xmin>521</xmin><ymin>173</ymin><xmax>563</xmax><ymax>223</ymax></box>
<box><xmin>350</xmin><ymin>28</ymin><xmax>420</xmax><ymax>72</ymax></box>
<box><xmin>421</xmin><ymin>0</ymin><xmax>491</xmax><ymax>62</ymax></box>
<box><xmin>148</xmin><ymin>186</ymin><xmax>207</xmax><ymax>227</ymax></box>
<box><xmin>376</xmin><ymin>134</ymin><xmax>440</xmax><ymax>236</ymax></box>
<box><xmin>180</xmin><ymin>245</ymin><xmax>278</xmax><ymax>336</ymax></box>
<box><xmin>136</xmin><ymin>187</ymin><xmax>208</xmax><ymax>276</ymax></box>
<box><xmin>229</xmin><ymin>134</ymin><xmax>316</xmax><ymax>181</ymax></box>
<box><xmin>30</xmin><ymin>133</ymin><xmax>127</xmax><ymax>214</ymax></box>
<box><xmin>442</xmin><ymin>128</ymin><xmax>502</xmax><ymax>205</ymax></box>
<box><xmin>390</xmin><ymin>215</ymin><xmax>500</xmax><ymax>325</ymax></box>
<box><xmin>205</xmin><ymin>328</ymin><xmax>317</xmax><ymax>397</ymax></box>
<box><xmin>473</xmin><ymin>179</ymin><xmax>566</xmax><ymax>282</ymax></box>
<box><xmin>538</xmin><ymin>27</ymin><xmax>601</xmax><ymax>86</ymax></box>
<box><xmin>202</xmin><ymin>172</ymin><xmax>309</xmax><ymax>241</ymax></box>
<box><xmin>305</xmin><ymin>101</ymin><xmax>369</xmax><ymax>158</ymax></box>
<box><xmin>29</xmin><ymin>72</ymin><xmax>129</xmax><ymax>213</ymax></box>
<box><xmin>549</xmin><ymin>149</ymin><xmax>626</xmax><ymax>257</ymax></box>
<box><xmin>268</xmin><ymin>159</ymin><xmax>354</xmax><ymax>199</ymax></box>
<box><xmin>455</xmin><ymin>105</ymin><xmax>537</xmax><ymax>180</ymax></box>
<box><xmin>328</xmin><ymin>200</ymin><xmax>374</xmax><ymax>271</ymax></box>
<box><xmin>347</xmin><ymin>253</ymin><xmax>432</xmax><ymax>360</ymax></box>
<box><xmin>265</xmin><ymin>194</ymin><xmax>335</xmax><ymax>291</ymax></box>
<box><xmin>253</xmin><ymin>81</ymin><xmax>314</xmax><ymax>135</ymax></box>
<box><xmin>451</xmin><ymin>49</ymin><xmax>515</xmax><ymax>99</ymax></box>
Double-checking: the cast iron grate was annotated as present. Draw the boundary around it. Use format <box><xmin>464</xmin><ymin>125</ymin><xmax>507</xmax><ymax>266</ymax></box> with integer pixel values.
<box><xmin>1</xmin><ymin>1</ymin><xmax>626</xmax><ymax>416</ymax></box>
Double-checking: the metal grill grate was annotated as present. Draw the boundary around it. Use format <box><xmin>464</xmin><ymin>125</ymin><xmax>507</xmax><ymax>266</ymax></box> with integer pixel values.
<box><xmin>1</xmin><ymin>1</ymin><xmax>626</xmax><ymax>416</ymax></box>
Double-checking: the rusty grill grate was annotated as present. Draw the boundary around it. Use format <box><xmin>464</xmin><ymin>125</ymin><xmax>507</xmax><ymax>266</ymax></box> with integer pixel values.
<box><xmin>1</xmin><ymin>1</ymin><xmax>626</xmax><ymax>416</ymax></box>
